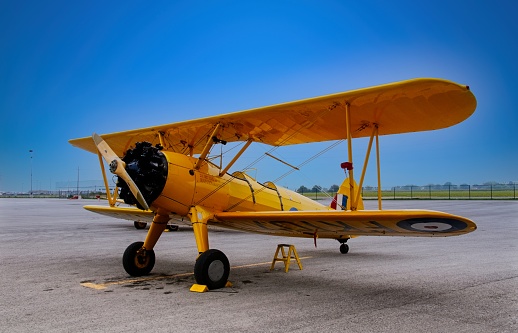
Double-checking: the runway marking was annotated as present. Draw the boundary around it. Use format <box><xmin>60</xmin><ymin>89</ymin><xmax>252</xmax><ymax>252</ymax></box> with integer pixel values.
<box><xmin>80</xmin><ymin>256</ymin><xmax>313</xmax><ymax>290</ymax></box>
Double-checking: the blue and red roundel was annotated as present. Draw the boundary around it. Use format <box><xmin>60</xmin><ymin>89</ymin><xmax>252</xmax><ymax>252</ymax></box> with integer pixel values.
<box><xmin>397</xmin><ymin>218</ymin><xmax>469</xmax><ymax>233</ymax></box>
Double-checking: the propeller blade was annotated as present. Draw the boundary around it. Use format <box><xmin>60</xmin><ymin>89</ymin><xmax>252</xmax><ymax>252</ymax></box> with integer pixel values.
<box><xmin>116</xmin><ymin>171</ymin><xmax>150</xmax><ymax>211</ymax></box>
<box><xmin>92</xmin><ymin>133</ymin><xmax>119</xmax><ymax>165</ymax></box>
<box><xmin>92</xmin><ymin>133</ymin><xmax>150</xmax><ymax>210</ymax></box>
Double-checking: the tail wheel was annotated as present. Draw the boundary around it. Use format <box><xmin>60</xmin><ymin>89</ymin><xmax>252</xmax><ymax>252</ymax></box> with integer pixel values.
<box><xmin>134</xmin><ymin>221</ymin><xmax>147</xmax><ymax>229</ymax></box>
<box><xmin>123</xmin><ymin>241</ymin><xmax>155</xmax><ymax>276</ymax></box>
<box><xmin>167</xmin><ymin>224</ymin><xmax>179</xmax><ymax>231</ymax></box>
<box><xmin>194</xmin><ymin>249</ymin><xmax>230</xmax><ymax>290</ymax></box>
<box><xmin>339</xmin><ymin>243</ymin><xmax>350</xmax><ymax>254</ymax></box>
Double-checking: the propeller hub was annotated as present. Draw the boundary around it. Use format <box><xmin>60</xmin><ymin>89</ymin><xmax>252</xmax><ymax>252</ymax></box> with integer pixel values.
<box><xmin>109</xmin><ymin>160</ymin><xmax>118</xmax><ymax>173</ymax></box>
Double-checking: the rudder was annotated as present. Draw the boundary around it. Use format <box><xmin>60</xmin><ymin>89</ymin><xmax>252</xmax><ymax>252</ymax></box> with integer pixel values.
<box><xmin>330</xmin><ymin>177</ymin><xmax>364</xmax><ymax>211</ymax></box>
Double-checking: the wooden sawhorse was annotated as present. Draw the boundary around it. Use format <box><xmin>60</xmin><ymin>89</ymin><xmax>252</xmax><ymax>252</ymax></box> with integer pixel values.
<box><xmin>270</xmin><ymin>244</ymin><xmax>303</xmax><ymax>272</ymax></box>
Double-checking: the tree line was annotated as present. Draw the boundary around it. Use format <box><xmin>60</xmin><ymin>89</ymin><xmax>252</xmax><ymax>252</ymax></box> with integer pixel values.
<box><xmin>296</xmin><ymin>181</ymin><xmax>517</xmax><ymax>194</ymax></box>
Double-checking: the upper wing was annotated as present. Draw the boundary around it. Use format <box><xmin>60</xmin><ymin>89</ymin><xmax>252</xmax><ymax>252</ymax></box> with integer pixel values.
<box><xmin>212</xmin><ymin>209</ymin><xmax>477</xmax><ymax>238</ymax></box>
<box><xmin>69</xmin><ymin>78</ymin><xmax>476</xmax><ymax>156</ymax></box>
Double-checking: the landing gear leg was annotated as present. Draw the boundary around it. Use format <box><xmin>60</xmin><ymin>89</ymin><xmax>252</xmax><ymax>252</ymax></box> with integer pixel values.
<box><xmin>189</xmin><ymin>206</ymin><xmax>230</xmax><ymax>290</ymax></box>
<box><xmin>337</xmin><ymin>238</ymin><xmax>350</xmax><ymax>254</ymax></box>
<box><xmin>123</xmin><ymin>212</ymin><xmax>169</xmax><ymax>276</ymax></box>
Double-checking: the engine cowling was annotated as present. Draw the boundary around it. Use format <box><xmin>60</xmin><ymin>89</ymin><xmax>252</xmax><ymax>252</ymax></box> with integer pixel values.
<box><xmin>117</xmin><ymin>142</ymin><xmax>168</xmax><ymax>210</ymax></box>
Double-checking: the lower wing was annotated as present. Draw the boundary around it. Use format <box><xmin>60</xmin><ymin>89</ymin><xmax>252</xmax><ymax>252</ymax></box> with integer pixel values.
<box><xmin>82</xmin><ymin>205</ymin><xmax>476</xmax><ymax>239</ymax></box>
<box><xmin>212</xmin><ymin>210</ymin><xmax>476</xmax><ymax>239</ymax></box>
<box><xmin>84</xmin><ymin>205</ymin><xmax>156</xmax><ymax>223</ymax></box>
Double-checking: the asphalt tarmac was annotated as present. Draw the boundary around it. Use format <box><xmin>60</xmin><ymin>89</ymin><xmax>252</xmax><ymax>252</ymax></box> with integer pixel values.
<box><xmin>0</xmin><ymin>198</ymin><xmax>516</xmax><ymax>333</ymax></box>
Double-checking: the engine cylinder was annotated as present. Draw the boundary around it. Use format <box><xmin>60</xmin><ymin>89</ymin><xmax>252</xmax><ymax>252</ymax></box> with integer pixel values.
<box><xmin>117</xmin><ymin>142</ymin><xmax>168</xmax><ymax>209</ymax></box>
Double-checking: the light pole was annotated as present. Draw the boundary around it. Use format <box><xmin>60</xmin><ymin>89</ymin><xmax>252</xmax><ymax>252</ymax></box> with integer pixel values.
<box><xmin>29</xmin><ymin>150</ymin><xmax>33</xmax><ymax>198</ymax></box>
<box><xmin>76</xmin><ymin>167</ymin><xmax>80</xmax><ymax>199</ymax></box>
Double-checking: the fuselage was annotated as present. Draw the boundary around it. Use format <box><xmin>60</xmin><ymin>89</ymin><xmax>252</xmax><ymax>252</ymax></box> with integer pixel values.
<box><xmin>151</xmin><ymin>151</ymin><xmax>330</xmax><ymax>217</ymax></box>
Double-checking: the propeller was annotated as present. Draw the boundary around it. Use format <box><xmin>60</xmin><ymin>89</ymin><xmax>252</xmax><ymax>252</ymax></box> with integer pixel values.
<box><xmin>92</xmin><ymin>133</ymin><xmax>150</xmax><ymax>210</ymax></box>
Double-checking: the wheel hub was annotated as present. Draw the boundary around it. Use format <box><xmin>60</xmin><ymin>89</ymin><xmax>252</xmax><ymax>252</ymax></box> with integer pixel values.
<box><xmin>207</xmin><ymin>260</ymin><xmax>225</xmax><ymax>282</ymax></box>
<box><xmin>135</xmin><ymin>249</ymin><xmax>149</xmax><ymax>268</ymax></box>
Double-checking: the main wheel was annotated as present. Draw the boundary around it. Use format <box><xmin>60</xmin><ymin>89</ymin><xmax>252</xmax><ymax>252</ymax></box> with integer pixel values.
<box><xmin>123</xmin><ymin>241</ymin><xmax>155</xmax><ymax>276</ymax></box>
<box><xmin>194</xmin><ymin>249</ymin><xmax>230</xmax><ymax>290</ymax></box>
<box><xmin>339</xmin><ymin>243</ymin><xmax>350</xmax><ymax>254</ymax></box>
<box><xmin>134</xmin><ymin>221</ymin><xmax>147</xmax><ymax>229</ymax></box>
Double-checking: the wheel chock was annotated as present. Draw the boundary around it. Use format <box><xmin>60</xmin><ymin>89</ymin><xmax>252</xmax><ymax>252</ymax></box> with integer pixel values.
<box><xmin>190</xmin><ymin>281</ymin><xmax>232</xmax><ymax>292</ymax></box>
<box><xmin>190</xmin><ymin>284</ymin><xmax>209</xmax><ymax>293</ymax></box>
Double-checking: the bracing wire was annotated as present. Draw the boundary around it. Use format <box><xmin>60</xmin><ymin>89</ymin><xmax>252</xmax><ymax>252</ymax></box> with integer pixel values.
<box><xmin>194</xmin><ymin>102</ymin><xmax>342</xmax><ymax>207</ymax></box>
<box><xmin>224</xmin><ymin>139</ymin><xmax>344</xmax><ymax>211</ymax></box>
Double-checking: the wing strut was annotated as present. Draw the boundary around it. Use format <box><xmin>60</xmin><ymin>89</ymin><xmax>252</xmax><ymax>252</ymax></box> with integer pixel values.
<box><xmin>97</xmin><ymin>150</ymin><xmax>118</xmax><ymax>207</ymax></box>
<box><xmin>354</xmin><ymin>125</ymin><xmax>376</xmax><ymax>209</ymax></box>
<box><xmin>344</xmin><ymin>103</ymin><xmax>384</xmax><ymax>211</ymax></box>
<box><xmin>345</xmin><ymin>102</ymin><xmax>357</xmax><ymax>210</ymax></box>
<box><xmin>375</xmin><ymin>128</ymin><xmax>383</xmax><ymax>210</ymax></box>
<box><xmin>157</xmin><ymin>131</ymin><xmax>166</xmax><ymax>148</ymax></box>
<box><xmin>351</xmin><ymin>124</ymin><xmax>383</xmax><ymax>210</ymax></box>
<box><xmin>194</xmin><ymin>124</ymin><xmax>221</xmax><ymax>170</ymax></box>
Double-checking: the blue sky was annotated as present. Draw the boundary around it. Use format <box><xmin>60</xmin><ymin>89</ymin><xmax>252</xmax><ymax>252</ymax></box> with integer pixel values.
<box><xmin>1</xmin><ymin>0</ymin><xmax>517</xmax><ymax>193</ymax></box>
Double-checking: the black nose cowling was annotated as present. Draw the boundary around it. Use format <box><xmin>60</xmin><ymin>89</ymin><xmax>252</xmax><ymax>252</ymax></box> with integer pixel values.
<box><xmin>117</xmin><ymin>142</ymin><xmax>168</xmax><ymax>210</ymax></box>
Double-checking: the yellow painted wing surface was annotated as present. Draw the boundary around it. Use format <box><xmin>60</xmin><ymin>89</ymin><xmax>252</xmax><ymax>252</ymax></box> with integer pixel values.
<box><xmin>84</xmin><ymin>205</ymin><xmax>190</xmax><ymax>225</ymax></box>
<box><xmin>212</xmin><ymin>210</ymin><xmax>477</xmax><ymax>239</ymax></box>
<box><xmin>69</xmin><ymin>78</ymin><xmax>476</xmax><ymax>156</ymax></box>
<box><xmin>84</xmin><ymin>205</ymin><xmax>155</xmax><ymax>223</ymax></box>
<box><xmin>83</xmin><ymin>205</ymin><xmax>477</xmax><ymax>239</ymax></box>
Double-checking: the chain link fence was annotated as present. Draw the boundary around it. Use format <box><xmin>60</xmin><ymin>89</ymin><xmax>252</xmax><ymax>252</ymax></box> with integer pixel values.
<box><xmin>0</xmin><ymin>180</ymin><xmax>109</xmax><ymax>199</ymax></box>
<box><xmin>361</xmin><ymin>184</ymin><xmax>517</xmax><ymax>200</ymax></box>
<box><xmin>2</xmin><ymin>182</ymin><xmax>516</xmax><ymax>200</ymax></box>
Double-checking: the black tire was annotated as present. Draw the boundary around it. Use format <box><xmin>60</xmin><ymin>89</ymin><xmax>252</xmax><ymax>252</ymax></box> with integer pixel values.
<box><xmin>340</xmin><ymin>243</ymin><xmax>349</xmax><ymax>254</ymax></box>
<box><xmin>123</xmin><ymin>241</ymin><xmax>155</xmax><ymax>276</ymax></box>
<box><xmin>167</xmin><ymin>224</ymin><xmax>179</xmax><ymax>231</ymax></box>
<box><xmin>194</xmin><ymin>249</ymin><xmax>230</xmax><ymax>290</ymax></box>
<box><xmin>134</xmin><ymin>221</ymin><xmax>147</xmax><ymax>229</ymax></box>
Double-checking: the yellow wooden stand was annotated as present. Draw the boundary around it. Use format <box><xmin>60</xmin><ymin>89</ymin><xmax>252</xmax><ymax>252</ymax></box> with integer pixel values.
<box><xmin>270</xmin><ymin>244</ymin><xmax>303</xmax><ymax>272</ymax></box>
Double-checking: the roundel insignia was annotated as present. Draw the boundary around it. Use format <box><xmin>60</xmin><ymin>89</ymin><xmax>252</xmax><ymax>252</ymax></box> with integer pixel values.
<box><xmin>397</xmin><ymin>218</ymin><xmax>468</xmax><ymax>233</ymax></box>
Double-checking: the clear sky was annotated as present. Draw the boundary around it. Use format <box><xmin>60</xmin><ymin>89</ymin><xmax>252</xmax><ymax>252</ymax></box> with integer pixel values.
<box><xmin>1</xmin><ymin>0</ymin><xmax>517</xmax><ymax>193</ymax></box>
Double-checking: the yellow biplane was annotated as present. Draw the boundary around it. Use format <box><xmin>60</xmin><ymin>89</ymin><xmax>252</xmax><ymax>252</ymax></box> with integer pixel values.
<box><xmin>69</xmin><ymin>78</ymin><xmax>477</xmax><ymax>290</ymax></box>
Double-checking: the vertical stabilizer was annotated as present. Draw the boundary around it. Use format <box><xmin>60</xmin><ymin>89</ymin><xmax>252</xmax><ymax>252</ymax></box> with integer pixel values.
<box><xmin>330</xmin><ymin>178</ymin><xmax>364</xmax><ymax>210</ymax></box>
